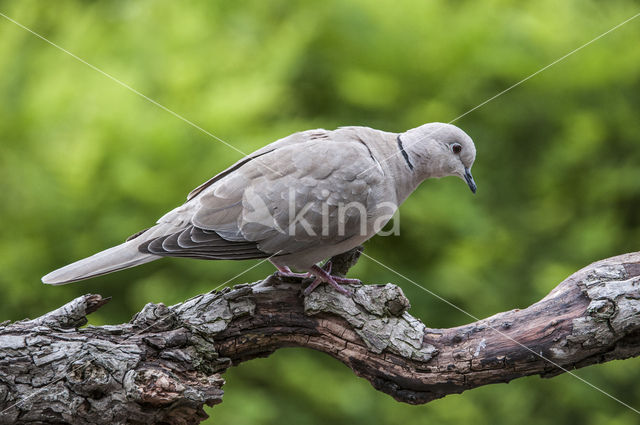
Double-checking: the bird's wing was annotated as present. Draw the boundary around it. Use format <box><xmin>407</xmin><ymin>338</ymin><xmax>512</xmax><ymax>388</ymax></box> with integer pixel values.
<box><xmin>140</xmin><ymin>128</ymin><xmax>388</xmax><ymax>259</ymax></box>
<box><xmin>137</xmin><ymin>225</ymin><xmax>269</xmax><ymax>260</ymax></box>
<box><xmin>186</xmin><ymin>129</ymin><xmax>335</xmax><ymax>201</ymax></box>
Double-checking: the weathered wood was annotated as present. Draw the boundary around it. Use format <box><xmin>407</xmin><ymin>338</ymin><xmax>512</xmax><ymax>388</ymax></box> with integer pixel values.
<box><xmin>1</xmin><ymin>250</ymin><xmax>640</xmax><ymax>424</ymax></box>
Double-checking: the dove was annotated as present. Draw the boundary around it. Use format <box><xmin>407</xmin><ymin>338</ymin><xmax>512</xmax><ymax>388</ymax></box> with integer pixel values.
<box><xmin>42</xmin><ymin>122</ymin><xmax>477</xmax><ymax>295</ymax></box>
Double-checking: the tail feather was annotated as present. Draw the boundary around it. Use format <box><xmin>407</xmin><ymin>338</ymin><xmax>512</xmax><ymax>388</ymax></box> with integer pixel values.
<box><xmin>41</xmin><ymin>225</ymin><xmax>173</xmax><ymax>285</ymax></box>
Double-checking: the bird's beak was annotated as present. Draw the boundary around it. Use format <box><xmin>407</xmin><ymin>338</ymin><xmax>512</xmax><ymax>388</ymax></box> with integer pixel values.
<box><xmin>464</xmin><ymin>168</ymin><xmax>477</xmax><ymax>194</ymax></box>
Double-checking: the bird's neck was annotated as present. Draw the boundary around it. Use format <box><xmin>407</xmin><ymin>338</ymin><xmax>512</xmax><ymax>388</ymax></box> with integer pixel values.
<box><xmin>366</xmin><ymin>131</ymin><xmax>424</xmax><ymax>206</ymax></box>
<box><xmin>386</xmin><ymin>134</ymin><xmax>449</xmax><ymax>205</ymax></box>
<box><xmin>391</xmin><ymin>161</ymin><xmax>424</xmax><ymax>205</ymax></box>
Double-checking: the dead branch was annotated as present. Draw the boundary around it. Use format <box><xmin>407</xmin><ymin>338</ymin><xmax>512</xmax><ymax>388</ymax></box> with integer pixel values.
<box><xmin>1</xmin><ymin>250</ymin><xmax>640</xmax><ymax>424</ymax></box>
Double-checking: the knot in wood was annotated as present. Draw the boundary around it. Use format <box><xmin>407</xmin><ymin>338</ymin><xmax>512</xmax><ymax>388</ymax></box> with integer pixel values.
<box><xmin>587</xmin><ymin>298</ymin><xmax>616</xmax><ymax>321</ymax></box>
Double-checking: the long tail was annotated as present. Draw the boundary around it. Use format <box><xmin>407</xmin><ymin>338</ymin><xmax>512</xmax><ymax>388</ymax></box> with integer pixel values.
<box><xmin>41</xmin><ymin>224</ymin><xmax>172</xmax><ymax>285</ymax></box>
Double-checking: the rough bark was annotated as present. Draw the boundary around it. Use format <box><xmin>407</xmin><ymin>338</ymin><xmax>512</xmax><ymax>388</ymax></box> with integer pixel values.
<box><xmin>1</xmin><ymin>250</ymin><xmax>640</xmax><ymax>424</ymax></box>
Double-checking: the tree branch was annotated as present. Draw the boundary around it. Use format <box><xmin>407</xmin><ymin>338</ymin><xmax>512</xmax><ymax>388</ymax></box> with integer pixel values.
<box><xmin>2</xmin><ymin>250</ymin><xmax>640</xmax><ymax>424</ymax></box>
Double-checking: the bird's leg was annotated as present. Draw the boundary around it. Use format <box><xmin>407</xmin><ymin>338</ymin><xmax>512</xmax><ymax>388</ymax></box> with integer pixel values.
<box><xmin>303</xmin><ymin>265</ymin><xmax>351</xmax><ymax>296</ymax></box>
<box><xmin>303</xmin><ymin>276</ymin><xmax>324</xmax><ymax>295</ymax></box>
<box><xmin>322</xmin><ymin>260</ymin><xmax>332</xmax><ymax>272</ymax></box>
<box><xmin>321</xmin><ymin>260</ymin><xmax>361</xmax><ymax>285</ymax></box>
<box><xmin>272</xmin><ymin>260</ymin><xmax>358</xmax><ymax>294</ymax></box>
<box><xmin>270</xmin><ymin>261</ymin><xmax>310</xmax><ymax>279</ymax></box>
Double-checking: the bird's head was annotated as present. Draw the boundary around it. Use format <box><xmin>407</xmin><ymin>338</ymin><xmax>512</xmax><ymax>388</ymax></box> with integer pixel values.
<box><xmin>399</xmin><ymin>122</ymin><xmax>477</xmax><ymax>193</ymax></box>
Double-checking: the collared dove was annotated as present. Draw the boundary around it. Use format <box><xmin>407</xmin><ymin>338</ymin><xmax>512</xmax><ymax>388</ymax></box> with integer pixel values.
<box><xmin>42</xmin><ymin>122</ymin><xmax>477</xmax><ymax>294</ymax></box>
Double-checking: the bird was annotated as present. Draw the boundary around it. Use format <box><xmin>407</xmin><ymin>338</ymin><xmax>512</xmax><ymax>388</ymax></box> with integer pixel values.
<box><xmin>42</xmin><ymin>122</ymin><xmax>477</xmax><ymax>295</ymax></box>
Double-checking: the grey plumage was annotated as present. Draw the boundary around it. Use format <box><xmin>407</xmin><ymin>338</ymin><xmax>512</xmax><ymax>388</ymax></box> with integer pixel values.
<box><xmin>42</xmin><ymin>123</ymin><xmax>476</xmax><ymax>285</ymax></box>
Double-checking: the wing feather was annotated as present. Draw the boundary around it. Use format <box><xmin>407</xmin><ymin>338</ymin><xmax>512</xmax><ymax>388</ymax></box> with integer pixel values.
<box><xmin>144</xmin><ymin>127</ymin><xmax>390</xmax><ymax>262</ymax></box>
<box><xmin>137</xmin><ymin>225</ymin><xmax>270</xmax><ymax>260</ymax></box>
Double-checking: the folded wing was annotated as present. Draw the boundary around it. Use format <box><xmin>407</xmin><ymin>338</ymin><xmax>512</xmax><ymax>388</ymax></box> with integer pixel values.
<box><xmin>141</xmin><ymin>128</ymin><xmax>387</xmax><ymax>260</ymax></box>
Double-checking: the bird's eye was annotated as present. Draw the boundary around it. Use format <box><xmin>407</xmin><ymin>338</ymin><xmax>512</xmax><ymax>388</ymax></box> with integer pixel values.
<box><xmin>452</xmin><ymin>143</ymin><xmax>462</xmax><ymax>154</ymax></box>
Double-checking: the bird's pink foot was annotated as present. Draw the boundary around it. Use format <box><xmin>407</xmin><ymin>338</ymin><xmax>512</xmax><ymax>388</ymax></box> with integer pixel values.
<box><xmin>332</xmin><ymin>276</ymin><xmax>361</xmax><ymax>285</ymax></box>
<box><xmin>271</xmin><ymin>262</ymin><xmax>310</xmax><ymax>279</ymax></box>
<box><xmin>303</xmin><ymin>265</ymin><xmax>354</xmax><ymax>296</ymax></box>
<box><xmin>319</xmin><ymin>261</ymin><xmax>361</xmax><ymax>285</ymax></box>
<box><xmin>271</xmin><ymin>261</ymin><xmax>359</xmax><ymax>295</ymax></box>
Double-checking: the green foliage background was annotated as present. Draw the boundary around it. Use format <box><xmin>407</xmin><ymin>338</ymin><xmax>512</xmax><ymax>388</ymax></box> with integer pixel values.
<box><xmin>2</xmin><ymin>0</ymin><xmax>640</xmax><ymax>423</ymax></box>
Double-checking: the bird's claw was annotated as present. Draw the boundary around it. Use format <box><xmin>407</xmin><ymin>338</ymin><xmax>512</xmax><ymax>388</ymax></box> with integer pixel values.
<box><xmin>332</xmin><ymin>276</ymin><xmax>361</xmax><ymax>285</ymax></box>
<box><xmin>273</xmin><ymin>262</ymin><xmax>356</xmax><ymax>296</ymax></box>
<box><xmin>302</xmin><ymin>264</ymin><xmax>356</xmax><ymax>296</ymax></box>
<box><xmin>272</xmin><ymin>264</ymin><xmax>311</xmax><ymax>280</ymax></box>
